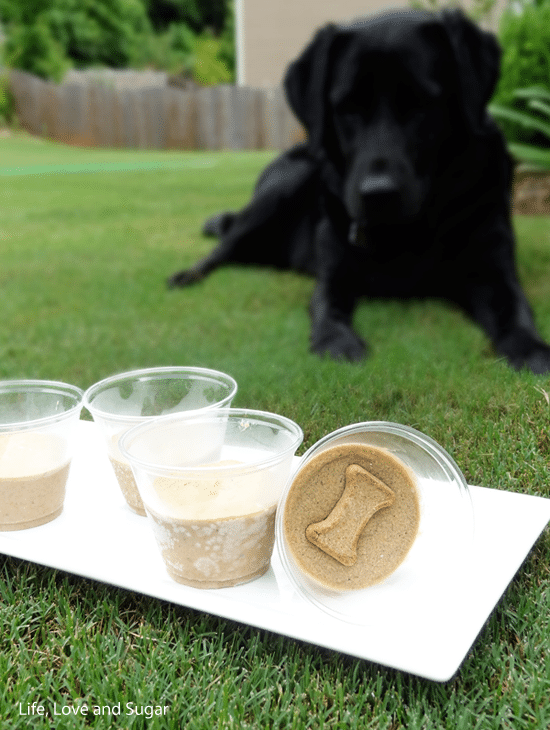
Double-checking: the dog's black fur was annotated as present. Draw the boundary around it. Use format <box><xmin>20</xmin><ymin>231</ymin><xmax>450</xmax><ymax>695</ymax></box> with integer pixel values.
<box><xmin>169</xmin><ymin>8</ymin><xmax>550</xmax><ymax>373</ymax></box>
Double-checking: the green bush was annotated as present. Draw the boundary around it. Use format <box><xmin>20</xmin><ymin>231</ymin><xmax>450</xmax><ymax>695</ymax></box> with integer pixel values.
<box><xmin>193</xmin><ymin>32</ymin><xmax>234</xmax><ymax>85</ymax></box>
<box><xmin>217</xmin><ymin>0</ymin><xmax>235</xmax><ymax>78</ymax></box>
<box><xmin>47</xmin><ymin>0</ymin><xmax>153</xmax><ymax>69</ymax></box>
<box><xmin>0</xmin><ymin>0</ymin><xmax>235</xmax><ymax>84</ymax></box>
<box><xmin>1</xmin><ymin>0</ymin><xmax>153</xmax><ymax>79</ymax></box>
<box><xmin>492</xmin><ymin>2</ymin><xmax>550</xmax><ymax>146</ymax></box>
<box><xmin>0</xmin><ymin>72</ymin><xmax>16</xmax><ymax>126</ymax></box>
<box><xmin>143</xmin><ymin>21</ymin><xmax>195</xmax><ymax>76</ymax></box>
<box><xmin>490</xmin><ymin>86</ymin><xmax>550</xmax><ymax>168</ymax></box>
<box><xmin>144</xmin><ymin>23</ymin><xmax>235</xmax><ymax>85</ymax></box>
<box><xmin>4</xmin><ymin>15</ymin><xmax>69</xmax><ymax>82</ymax></box>
<box><xmin>145</xmin><ymin>0</ymin><xmax>227</xmax><ymax>34</ymax></box>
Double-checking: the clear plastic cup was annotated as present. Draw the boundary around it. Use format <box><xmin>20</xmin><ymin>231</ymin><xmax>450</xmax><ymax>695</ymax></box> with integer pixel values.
<box><xmin>120</xmin><ymin>408</ymin><xmax>303</xmax><ymax>589</ymax></box>
<box><xmin>0</xmin><ymin>379</ymin><xmax>84</xmax><ymax>530</ymax></box>
<box><xmin>83</xmin><ymin>367</ymin><xmax>237</xmax><ymax>515</ymax></box>
<box><xmin>276</xmin><ymin>421</ymin><xmax>474</xmax><ymax>623</ymax></box>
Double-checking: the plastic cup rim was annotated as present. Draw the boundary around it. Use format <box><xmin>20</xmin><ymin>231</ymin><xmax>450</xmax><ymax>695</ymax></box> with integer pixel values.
<box><xmin>83</xmin><ymin>366</ymin><xmax>238</xmax><ymax>422</ymax></box>
<box><xmin>119</xmin><ymin>407</ymin><xmax>304</xmax><ymax>476</ymax></box>
<box><xmin>294</xmin><ymin>420</ymin><xmax>468</xmax><ymax>491</ymax></box>
<box><xmin>0</xmin><ymin>379</ymin><xmax>84</xmax><ymax>431</ymax></box>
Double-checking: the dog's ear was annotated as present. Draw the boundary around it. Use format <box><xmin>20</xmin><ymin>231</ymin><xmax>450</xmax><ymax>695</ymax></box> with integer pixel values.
<box><xmin>440</xmin><ymin>9</ymin><xmax>501</xmax><ymax>135</ymax></box>
<box><xmin>284</xmin><ymin>23</ymin><xmax>341</xmax><ymax>170</ymax></box>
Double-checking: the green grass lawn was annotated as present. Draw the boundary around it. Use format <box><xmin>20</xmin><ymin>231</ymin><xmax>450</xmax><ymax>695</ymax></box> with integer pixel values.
<box><xmin>1</xmin><ymin>133</ymin><xmax>550</xmax><ymax>728</ymax></box>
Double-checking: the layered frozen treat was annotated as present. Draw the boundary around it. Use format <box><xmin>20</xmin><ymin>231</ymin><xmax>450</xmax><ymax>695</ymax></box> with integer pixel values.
<box><xmin>0</xmin><ymin>380</ymin><xmax>83</xmax><ymax>530</ymax></box>
<box><xmin>83</xmin><ymin>367</ymin><xmax>237</xmax><ymax>515</ymax></box>
<box><xmin>120</xmin><ymin>408</ymin><xmax>303</xmax><ymax>588</ymax></box>
<box><xmin>283</xmin><ymin>442</ymin><xmax>420</xmax><ymax>590</ymax></box>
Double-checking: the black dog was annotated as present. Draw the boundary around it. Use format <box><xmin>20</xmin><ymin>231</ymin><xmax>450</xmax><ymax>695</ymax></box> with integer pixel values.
<box><xmin>169</xmin><ymin>8</ymin><xmax>550</xmax><ymax>374</ymax></box>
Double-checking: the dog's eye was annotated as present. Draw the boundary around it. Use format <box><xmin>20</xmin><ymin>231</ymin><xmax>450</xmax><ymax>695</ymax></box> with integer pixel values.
<box><xmin>340</xmin><ymin>109</ymin><xmax>361</xmax><ymax>123</ymax></box>
<box><xmin>334</xmin><ymin>96</ymin><xmax>372</xmax><ymax>125</ymax></box>
<box><xmin>398</xmin><ymin>79</ymin><xmax>441</xmax><ymax>108</ymax></box>
<box><xmin>333</xmin><ymin>100</ymin><xmax>364</xmax><ymax>129</ymax></box>
<box><xmin>335</xmin><ymin>97</ymin><xmax>360</xmax><ymax>115</ymax></box>
<box><xmin>393</xmin><ymin>83</ymin><xmax>439</xmax><ymax>121</ymax></box>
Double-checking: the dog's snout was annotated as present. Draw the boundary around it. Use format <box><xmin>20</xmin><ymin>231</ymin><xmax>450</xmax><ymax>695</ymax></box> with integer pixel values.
<box><xmin>359</xmin><ymin>174</ymin><xmax>398</xmax><ymax>198</ymax></box>
<box><xmin>347</xmin><ymin>168</ymin><xmax>409</xmax><ymax>231</ymax></box>
<box><xmin>358</xmin><ymin>174</ymin><xmax>401</xmax><ymax>216</ymax></box>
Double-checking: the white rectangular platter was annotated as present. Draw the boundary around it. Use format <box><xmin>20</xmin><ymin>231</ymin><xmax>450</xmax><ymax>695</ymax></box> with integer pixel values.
<box><xmin>0</xmin><ymin>420</ymin><xmax>549</xmax><ymax>683</ymax></box>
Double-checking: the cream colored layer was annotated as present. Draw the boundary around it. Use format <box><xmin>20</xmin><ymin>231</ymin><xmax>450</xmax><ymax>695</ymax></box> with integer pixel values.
<box><xmin>150</xmin><ymin>461</ymin><xmax>271</xmax><ymax>520</ymax></box>
<box><xmin>0</xmin><ymin>432</ymin><xmax>67</xmax><ymax>478</ymax></box>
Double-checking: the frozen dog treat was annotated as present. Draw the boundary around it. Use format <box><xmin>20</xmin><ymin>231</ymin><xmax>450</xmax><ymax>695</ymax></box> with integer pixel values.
<box><xmin>119</xmin><ymin>408</ymin><xmax>303</xmax><ymax>589</ymax></box>
<box><xmin>284</xmin><ymin>443</ymin><xmax>420</xmax><ymax>590</ymax></box>
<box><xmin>0</xmin><ymin>432</ymin><xmax>71</xmax><ymax>530</ymax></box>
<box><xmin>144</xmin><ymin>462</ymin><xmax>282</xmax><ymax>588</ymax></box>
<box><xmin>83</xmin><ymin>366</ymin><xmax>238</xmax><ymax>515</ymax></box>
<box><xmin>305</xmin><ymin>463</ymin><xmax>396</xmax><ymax>566</ymax></box>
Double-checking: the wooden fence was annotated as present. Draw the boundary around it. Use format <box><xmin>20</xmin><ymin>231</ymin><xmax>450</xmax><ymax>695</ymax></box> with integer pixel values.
<box><xmin>8</xmin><ymin>69</ymin><xmax>306</xmax><ymax>151</ymax></box>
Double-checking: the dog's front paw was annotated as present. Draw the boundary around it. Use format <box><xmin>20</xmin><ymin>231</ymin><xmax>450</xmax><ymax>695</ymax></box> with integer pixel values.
<box><xmin>167</xmin><ymin>268</ymin><xmax>203</xmax><ymax>288</ymax></box>
<box><xmin>509</xmin><ymin>343</ymin><xmax>550</xmax><ymax>375</ymax></box>
<box><xmin>311</xmin><ymin>322</ymin><xmax>368</xmax><ymax>362</ymax></box>
<box><xmin>202</xmin><ymin>211</ymin><xmax>235</xmax><ymax>237</ymax></box>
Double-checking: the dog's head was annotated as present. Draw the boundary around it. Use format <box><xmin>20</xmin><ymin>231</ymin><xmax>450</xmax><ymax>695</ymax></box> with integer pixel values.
<box><xmin>284</xmin><ymin>9</ymin><xmax>501</xmax><ymax>238</ymax></box>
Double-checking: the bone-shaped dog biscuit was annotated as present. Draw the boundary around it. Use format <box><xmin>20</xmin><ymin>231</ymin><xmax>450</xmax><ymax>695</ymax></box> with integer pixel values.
<box><xmin>305</xmin><ymin>463</ymin><xmax>395</xmax><ymax>566</ymax></box>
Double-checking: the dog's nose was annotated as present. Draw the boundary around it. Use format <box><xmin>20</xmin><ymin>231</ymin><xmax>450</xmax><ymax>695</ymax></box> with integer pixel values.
<box><xmin>358</xmin><ymin>174</ymin><xmax>401</xmax><ymax>218</ymax></box>
<box><xmin>359</xmin><ymin>174</ymin><xmax>398</xmax><ymax>198</ymax></box>
<box><xmin>352</xmin><ymin>173</ymin><xmax>403</xmax><ymax>228</ymax></box>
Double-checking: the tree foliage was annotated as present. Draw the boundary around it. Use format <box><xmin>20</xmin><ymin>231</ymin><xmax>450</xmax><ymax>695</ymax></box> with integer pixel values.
<box><xmin>145</xmin><ymin>0</ymin><xmax>227</xmax><ymax>34</ymax></box>
<box><xmin>0</xmin><ymin>0</ymin><xmax>234</xmax><ymax>83</ymax></box>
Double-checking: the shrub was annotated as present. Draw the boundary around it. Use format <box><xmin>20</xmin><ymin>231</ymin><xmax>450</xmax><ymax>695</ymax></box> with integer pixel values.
<box><xmin>144</xmin><ymin>22</ymin><xmax>195</xmax><ymax>76</ymax></box>
<box><xmin>0</xmin><ymin>72</ymin><xmax>16</xmax><ymax>126</ymax></box>
<box><xmin>0</xmin><ymin>0</ymin><xmax>235</xmax><ymax>84</ymax></box>
<box><xmin>1</xmin><ymin>0</ymin><xmax>153</xmax><ymax>79</ymax></box>
<box><xmin>4</xmin><ymin>16</ymin><xmax>69</xmax><ymax>82</ymax></box>
<box><xmin>47</xmin><ymin>0</ymin><xmax>153</xmax><ymax>69</ymax></box>
<box><xmin>492</xmin><ymin>2</ymin><xmax>550</xmax><ymax>146</ymax></box>
<box><xmin>193</xmin><ymin>32</ymin><xmax>234</xmax><ymax>85</ymax></box>
<box><xmin>490</xmin><ymin>86</ymin><xmax>550</xmax><ymax>169</ymax></box>
<box><xmin>146</xmin><ymin>0</ymin><xmax>227</xmax><ymax>34</ymax></box>
<box><xmin>217</xmin><ymin>0</ymin><xmax>235</xmax><ymax>78</ymax></box>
